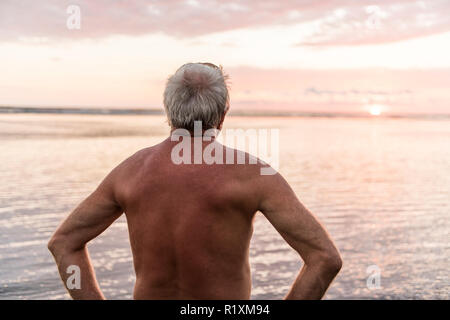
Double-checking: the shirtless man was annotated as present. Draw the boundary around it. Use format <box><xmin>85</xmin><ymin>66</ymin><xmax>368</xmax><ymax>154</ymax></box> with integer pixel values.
<box><xmin>48</xmin><ymin>63</ymin><xmax>342</xmax><ymax>300</ymax></box>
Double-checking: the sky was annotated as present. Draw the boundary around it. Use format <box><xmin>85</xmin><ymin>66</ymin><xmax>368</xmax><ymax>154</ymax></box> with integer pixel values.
<box><xmin>1</xmin><ymin>0</ymin><xmax>450</xmax><ymax>114</ymax></box>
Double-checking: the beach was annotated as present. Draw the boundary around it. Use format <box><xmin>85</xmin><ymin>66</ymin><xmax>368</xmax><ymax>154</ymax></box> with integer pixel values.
<box><xmin>0</xmin><ymin>113</ymin><xmax>448</xmax><ymax>299</ymax></box>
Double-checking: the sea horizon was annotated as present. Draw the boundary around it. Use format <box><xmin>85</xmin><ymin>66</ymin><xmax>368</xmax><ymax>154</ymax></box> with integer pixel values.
<box><xmin>1</xmin><ymin>105</ymin><xmax>449</xmax><ymax>120</ymax></box>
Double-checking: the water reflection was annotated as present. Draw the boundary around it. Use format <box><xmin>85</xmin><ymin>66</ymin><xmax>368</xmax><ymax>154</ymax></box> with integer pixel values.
<box><xmin>0</xmin><ymin>114</ymin><xmax>448</xmax><ymax>299</ymax></box>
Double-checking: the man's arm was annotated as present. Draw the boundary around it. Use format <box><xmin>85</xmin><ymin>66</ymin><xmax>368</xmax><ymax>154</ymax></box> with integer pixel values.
<box><xmin>258</xmin><ymin>173</ymin><xmax>342</xmax><ymax>300</ymax></box>
<box><xmin>47</xmin><ymin>168</ymin><xmax>123</xmax><ymax>300</ymax></box>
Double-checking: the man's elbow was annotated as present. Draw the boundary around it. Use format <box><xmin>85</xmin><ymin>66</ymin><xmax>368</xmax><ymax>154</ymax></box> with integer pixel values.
<box><xmin>47</xmin><ymin>233</ymin><xmax>71</xmax><ymax>257</ymax></box>
<box><xmin>47</xmin><ymin>234</ymin><xmax>61</xmax><ymax>254</ymax></box>
<box><xmin>323</xmin><ymin>252</ymin><xmax>342</xmax><ymax>274</ymax></box>
<box><xmin>322</xmin><ymin>251</ymin><xmax>343</xmax><ymax>275</ymax></box>
<box><xmin>309</xmin><ymin>250</ymin><xmax>343</xmax><ymax>275</ymax></box>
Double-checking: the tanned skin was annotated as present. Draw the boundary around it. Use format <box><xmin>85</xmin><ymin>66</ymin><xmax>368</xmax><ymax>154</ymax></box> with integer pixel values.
<box><xmin>48</xmin><ymin>125</ymin><xmax>342</xmax><ymax>300</ymax></box>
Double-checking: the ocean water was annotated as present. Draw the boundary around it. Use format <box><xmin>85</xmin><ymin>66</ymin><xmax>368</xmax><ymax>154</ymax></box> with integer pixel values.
<box><xmin>0</xmin><ymin>113</ymin><xmax>448</xmax><ymax>300</ymax></box>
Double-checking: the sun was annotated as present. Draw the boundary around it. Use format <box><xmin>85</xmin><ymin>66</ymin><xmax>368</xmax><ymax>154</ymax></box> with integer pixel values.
<box><xmin>368</xmin><ymin>105</ymin><xmax>383</xmax><ymax>116</ymax></box>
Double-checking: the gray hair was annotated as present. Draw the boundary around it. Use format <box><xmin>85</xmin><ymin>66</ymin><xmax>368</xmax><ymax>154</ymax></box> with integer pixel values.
<box><xmin>163</xmin><ymin>63</ymin><xmax>229</xmax><ymax>131</ymax></box>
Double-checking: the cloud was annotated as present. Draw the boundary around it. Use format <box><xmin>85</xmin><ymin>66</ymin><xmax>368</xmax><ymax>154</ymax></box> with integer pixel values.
<box><xmin>297</xmin><ymin>0</ymin><xmax>450</xmax><ymax>45</ymax></box>
<box><xmin>304</xmin><ymin>87</ymin><xmax>413</xmax><ymax>97</ymax></box>
<box><xmin>225</xmin><ymin>66</ymin><xmax>450</xmax><ymax>113</ymax></box>
<box><xmin>0</xmin><ymin>0</ymin><xmax>449</xmax><ymax>45</ymax></box>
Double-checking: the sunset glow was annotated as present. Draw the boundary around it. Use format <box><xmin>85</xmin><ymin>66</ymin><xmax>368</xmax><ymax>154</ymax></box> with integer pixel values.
<box><xmin>368</xmin><ymin>105</ymin><xmax>383</xmax><ymax>116</ymax></box>
<box><xmin>0</xmin><ymin>1</ymin><xmax>449</xmax><ymax>115</ymax></box>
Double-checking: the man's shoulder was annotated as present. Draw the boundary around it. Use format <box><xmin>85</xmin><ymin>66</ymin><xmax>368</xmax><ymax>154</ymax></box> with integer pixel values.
<box><xmin>110</xmin><ymin>145</ymin><xmax>158</xmax><ymax>179</ymax></box>
<box><xmin>216</xmin><ymin>144</ymin><xmax>279</xmax><ymax>185</ymax></box>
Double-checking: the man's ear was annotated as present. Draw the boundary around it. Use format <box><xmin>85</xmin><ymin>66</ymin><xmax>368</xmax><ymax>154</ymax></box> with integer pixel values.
<box><xmin>217</xmin><ymin>107</ymin><xmax>229</xmax><ymax>131</ymax></box>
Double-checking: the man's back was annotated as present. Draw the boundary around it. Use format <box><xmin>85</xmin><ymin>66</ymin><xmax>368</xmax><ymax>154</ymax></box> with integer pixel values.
<box><xmin>48</xmin><ymin>62</ymin><xmax>341</xmax><ymax>300</ymax></box>
<box><xmin>117</xmin><ymin>138</ymin><xmax>262</xmax><ymax>299</ymax></box>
